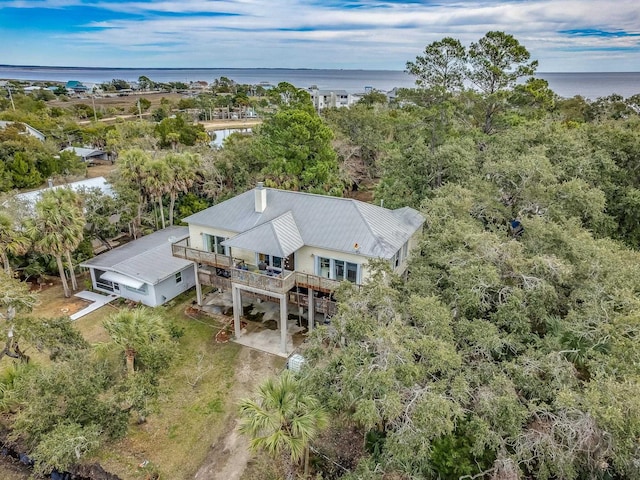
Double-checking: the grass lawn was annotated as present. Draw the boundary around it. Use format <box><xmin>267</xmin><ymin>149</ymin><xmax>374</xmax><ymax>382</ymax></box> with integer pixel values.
<box><xmin>78</xmin><ymin>292</ymin><xmax>245</xmax><ymax>479</ymax></box>
<box><xmin>2</xmin><ymin>282</ymin><xmax>285</xmax><ymax>479</ymax></box>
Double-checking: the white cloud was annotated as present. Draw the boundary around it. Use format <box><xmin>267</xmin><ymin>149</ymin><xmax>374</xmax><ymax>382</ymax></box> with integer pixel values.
<box><xmin>2</xmin><ymin>0</ymin><xmax>640</xmax><ymax>70</ymax></box>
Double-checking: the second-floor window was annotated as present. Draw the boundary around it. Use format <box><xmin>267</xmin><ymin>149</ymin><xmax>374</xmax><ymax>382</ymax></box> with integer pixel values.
<box><xmin>317</xmin><ymin>256</ymin><xmax>359</xmax><ymax>283</ymax></box>
<box><xmin>204</xmin><ymin>234</ymin><xmax>227</xmax><ymax>255</ymax></box>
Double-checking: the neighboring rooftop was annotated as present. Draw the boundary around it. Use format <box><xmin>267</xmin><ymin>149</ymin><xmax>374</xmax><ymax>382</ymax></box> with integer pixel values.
<box><xmin>183</xmin><ymin>187</ymin><xmax>424</xmax><ymax>259</ymax></box>
<box><xmin>15</xmin><ymin>176</ymin><xmax>113</xmax><ymax>209</ymax></box>
<box><xmin>61</xmin><ymin>146</ymin><xmax>107</xmax><ymax>159</ymax></box>
<box><xmin>81</xmin><ymin>226</ymin><xmax>192</xmax><ymax>285</ymax></box>
<box><xmin>0</xmin><ymin>120</ymin><xmax>46</xmax><ymax>141</ymax></box>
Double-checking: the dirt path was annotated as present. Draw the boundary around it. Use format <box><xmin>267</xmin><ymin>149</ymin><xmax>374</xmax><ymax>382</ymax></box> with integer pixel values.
<box><xmin>194</xmin><ymin>347</ymin><xmax>284</xmax><ymax>480</ymax></box>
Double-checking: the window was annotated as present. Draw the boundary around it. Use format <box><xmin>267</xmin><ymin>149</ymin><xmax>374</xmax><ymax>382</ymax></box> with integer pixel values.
<box><xmin>334</xmin><ymin>260</ymin><xmax>345</xmax><ymax>280</ymax></box>
<box><xmin>257</xmin><ymin>253</ymin><xmax>283</xmax><ymax>271</ymax></box>
<box><xmin>204</xmin><ymin>234</ymin><xmax>227</xmax><ymax>255</ymax></box>
<box><xmin>346</xmin><ymin>262</ymin><xmax>358</xmax><ymax>283</ymax></box>
<box><xmin>125</xmin><ymin>284</ymin><xmax>147</xmax><ymax>295</ymax></box>
<box><xmin>391</xmin><ymin>241</ymin><xmax>410</xmax><ymax>270</ymax></box>
<box><xmin>175</xmin><ymin>271</ymin><xmax>183</xmax><ymax>284</ymax></box>
<box><xmin>316</xmin><ymin>257</ymin><xmax>360</xmax><ymax>284</ymax></box>
<box><xmin>319</xmin><ymin>257</ymin><xmax>331</xmax><ymax>278</ymax></box>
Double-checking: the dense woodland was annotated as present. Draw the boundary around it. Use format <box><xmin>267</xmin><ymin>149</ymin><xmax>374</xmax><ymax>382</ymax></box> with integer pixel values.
<box><xmin>2</xmin><ymin>31</ymin><xmax>640</xmax><ymax>478</ymax></box>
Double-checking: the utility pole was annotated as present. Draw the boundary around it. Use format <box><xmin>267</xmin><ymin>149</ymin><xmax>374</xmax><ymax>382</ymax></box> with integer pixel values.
<box><xmin>91</xmin><ymin>95</ymin><xmax>98</xmax><ymax>122</ymax></box>
<box><xmin>6</xmin><ymin>85</ymin><xmax>15</xmax><ymax>111</ymax></box>
<box><xmin>137</xmin><ymin>98</ymin><xmax>143</xmax><ymax>120</ymax></box>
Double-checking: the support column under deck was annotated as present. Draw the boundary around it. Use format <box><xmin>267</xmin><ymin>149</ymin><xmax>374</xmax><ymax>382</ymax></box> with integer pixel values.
<box><xmin>194</xmin><ymin>263</ymin><xmax>202</xmax><ymax>306</ymax></box>
<box><xmin>232</xmin><ymin>285</ymin><xmax>242</xmax><ymax>339</ymax></box>
<box><xmin>308</xmin><ymin>289</ymin><xmax>314</xmax><ymax>333</ymax></box>
<box><xmin>280</xmin><ymin>297</ymin><xmax>288</xmax><ymax>355</ymax></box>
<box><xmin>230</xmin><ymin>283</ymin><xmax>289</xmax><ymax>355</ymax></box>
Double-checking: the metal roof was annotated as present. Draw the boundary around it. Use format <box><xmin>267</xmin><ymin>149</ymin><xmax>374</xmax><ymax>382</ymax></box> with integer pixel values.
<box><xmin>222</xmin><ymin>211</ymin><xmax>304</xmax><ymax>257</ymax></box>
<box><xmin>0</xmin><ymin>121</ymin><xmax>45</xmax><ymax>141</ymax></box>
<box><xmin>81</xmin><ymin>226</ymin><xmax>192</xmax><ymax>285</ymax></box>
<box><xmin>15</xmin><ymin>176</ymin><xmax>113</xmax><ymax>210</ymax></box>
<box><xmin>61</xmin><ymin>146</ymin><xmax>106</xmax><ymax>158</ymax></box>
<box><xmin>183</xmin><ymin>188</ymin><xmax>424</xmax><ymax>259</ymax></box>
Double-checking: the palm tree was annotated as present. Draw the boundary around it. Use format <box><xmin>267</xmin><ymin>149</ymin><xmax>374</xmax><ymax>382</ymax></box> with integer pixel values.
<box><xmin>142</xmin><ymin>159</ymin><xmax>170</xmax><ymax>229</ymax></box>
<box><xmin>51</xmin><ymin>188</ymin><xmax>85</xmax><ymax>291</ymax></box>
<box><xmin>102</xmin><ymin>307</ymin><xmax>169</xmax><ymax>375</ymax></box>
<box><xmin>239</xmin><ymin>371</ymin><xmax>328</xmax><ymax>478</ymax></box>
<box><xmin>26</xmin><ymin>189</ymin><xmax>85</xmax><ymax>298</ymax></box>
<box><xmin>116</xmin><ymin>149</ymin><xmax>152</xmax><ymax>238</ymax></box>
<box><xmin>165</xmin><ymin>152</ymin><xmax>199</xmax><ymax>226</ymax></box>
<box><xmin>0</xmin><ymin>211</ymin><xmax>30</xmax><ymax>274</ymax></box>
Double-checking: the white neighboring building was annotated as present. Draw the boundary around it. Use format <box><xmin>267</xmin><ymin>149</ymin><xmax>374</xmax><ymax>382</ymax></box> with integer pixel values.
<box><xmin>14</xmin><ymin>176</ymin><xmax>113</xmax><ymax>212</ymax></box>
<box><xmin>308</xmin><ymin>88</ymin><xmax>352</xmax><ymax>111</ymax></box>
<box><xmin>81</xmin><ymin>227</ymin><xmax>197</xmax><ymax>307</ymax></box>
<box><xmin>0</xmin><ymin>121</ymin><xmax>46</xmax><ymax>142</ymax></box>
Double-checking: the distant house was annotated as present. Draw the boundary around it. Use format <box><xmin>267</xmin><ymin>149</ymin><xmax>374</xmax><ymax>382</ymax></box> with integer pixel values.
<box><xmin>0</xmin><ymin>121</ymin><xmax>46</xmax><ymax>142</ymax></box>
<box><xmin>66</xmin><ymin>80</ymin><xmax>89</xmax><ymax>93</ymax></box>
<box><xmin>61</xmin><ymin>146</ymin><xmax>110</xmax><ymax>164</ymax></box>
<box><xmin>22</xmin><ymin>86</ymin><xmax>42</xmax><ymax>94</ymax></box>
<box><xmin>14</xmin><ymin>176</ymin><xmax>113</xmax><ymax>212</ymax></box>
<box><xmin>308</xmin><ymin>88</ymin><xmax>352</xmax><ymax>111</ymax></box>
<box><xmin>81</xmin><ymin>227</ymin><xmax>197</xmax><ymax>307</ymax></box>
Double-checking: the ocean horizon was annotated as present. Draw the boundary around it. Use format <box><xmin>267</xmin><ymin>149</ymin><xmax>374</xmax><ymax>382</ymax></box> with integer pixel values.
<box><xmin>2</xmin><ymin>65</ymin><xmax>640</xmax><ymax>100</ymax></box>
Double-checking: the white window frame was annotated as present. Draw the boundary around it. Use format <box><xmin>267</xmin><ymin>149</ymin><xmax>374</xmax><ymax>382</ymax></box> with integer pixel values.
<box><xmin>256</xmin><ymin>253</ymin><xmax>284</xmax><ymax>271</ymax></box>
<box><xmin>175</xmin><ymin>271</ymin><xmax>183</xmax><ymax>284</ymax></box>
<box><xmin>316</xmin><ymin>256</ymin><xmax>360</xmax><ymax>284</ymax></box>
<box><xmin>125</xmin><ymin>284</ymin><xmax>148</xmax><ymax>295</ymax></box>
<box><xmin>204</xmin><ymin>234</ymin><xmax>228</xmax><ymax>255</ymax></box>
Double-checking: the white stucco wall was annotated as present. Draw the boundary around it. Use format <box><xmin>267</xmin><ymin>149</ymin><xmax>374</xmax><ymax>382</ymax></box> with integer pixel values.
<box><xmin>90</xmin><ymin>264</ymin><xmax>196</xmax><ymax>307</ymax></box>
<box><xmin>296</xmin><ymin>245</ymin><xmax>369</xmax><ymax>280</ymax></box>
<box><xmin>188</xmin><ymin>225</ymin><xmax>237</xmax><ymax>251</ymax></box>
<box><xmin>186</xmin><ymin>222</ymin><xmax>423</xmax><ymax>285</ymax></box>
<box><xmin>153</xmin><ymin>264</ymin><xmax>196</xmax><ymax>305</ymax></box>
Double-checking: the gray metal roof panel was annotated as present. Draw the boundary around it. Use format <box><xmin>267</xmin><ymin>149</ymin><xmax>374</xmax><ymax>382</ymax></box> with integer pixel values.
<box><xmin>182</xmin><ymin>189</ymin><xmax>424</xmax><ymax>259</ymax></box>
<box><xmin>272</xmin><ymin>212</ymin><xmax>305</xmax><ymax>256</ymax></box>
<box><xmin>81</xmin><ymin>226</ymin><xmax>192</xmax><ymax>284</ymax></box>
<box><xmin>222</xmin><ymin>212</ymin><xmax>304</xmax><ymax>257</ymax></box>
<box><xmin>62</xmin><ymin>146</ymin><xmax>106</xmax><ymax>157</ymax></box>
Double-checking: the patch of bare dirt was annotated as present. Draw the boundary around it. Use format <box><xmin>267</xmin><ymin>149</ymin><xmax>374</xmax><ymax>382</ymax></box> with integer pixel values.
<box><xmin>194</xmin><ymin>348</ymin><xmax>283</xmax><ymax>480</ymax></box>
<box><xmin>29</xmin><ymin>276</ymin><xmax>92</xmax><ymax>319</ymax></box>
<box><xmin>86</xmin><ymin>162</ymin><xmax>117</xmax><ymax>180</ymax></box>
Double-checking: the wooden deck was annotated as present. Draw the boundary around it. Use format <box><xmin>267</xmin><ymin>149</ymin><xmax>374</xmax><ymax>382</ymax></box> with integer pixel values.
<box><xmin>174</xmin><ymin>239</ymin><xmax>340</xmax><ymax>313</ymax></box>
<box><xmin>174</xmin><ymin>240</ymin><xmax>341</xmax><ymax>294</ymax></box>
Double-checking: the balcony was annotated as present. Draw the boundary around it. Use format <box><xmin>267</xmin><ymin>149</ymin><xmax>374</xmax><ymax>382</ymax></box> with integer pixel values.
<box><xmin>172</xmin><ymin>238</ymin><xmax>233</xmax><ymax>269</ymax></box>
<box><xmin>294</xmin><ymin>272</ymin><xmax>341</xmax><ymax>293</ymax></box>
<box><xmin>230</xmin><ymin>268</ymin><xmax>296</xmax><ymax>293</ymax></box>
<box><xmin>173</xmin><ymin>239</ymin><xmax>344</xmax><ymax>295</ymax></box>
<box><xmin>173</xmin><ymin>239</ymin><xmax>296</xmax><ymax>294</ymax></box>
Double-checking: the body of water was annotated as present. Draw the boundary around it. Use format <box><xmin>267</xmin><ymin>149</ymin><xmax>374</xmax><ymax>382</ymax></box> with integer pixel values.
<box><xmin>1</xmin><ymin>65</ymin><xmax>639</xmax><ymax>100</ymax></box>
<box><xmin>210</xmin><ymin>128</ymin><xmax>252</xmax><ymax>147</ymax></box>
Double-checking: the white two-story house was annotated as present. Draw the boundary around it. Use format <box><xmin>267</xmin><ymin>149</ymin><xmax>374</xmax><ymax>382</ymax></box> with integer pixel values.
<box><xmin>173</xmin><ymin>183</ymin><xmax>424</xmax><ymax>353</ymax></box>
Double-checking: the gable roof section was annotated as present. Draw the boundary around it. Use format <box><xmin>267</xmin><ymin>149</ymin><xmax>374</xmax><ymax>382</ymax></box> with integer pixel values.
<box><xmin>62</xmin><ymin>146</ymin><xmax>106</xmax><ymax>158</ymax></box>
<box><xmin>81</xmin><ymin>226</ymin><xmax>191</xmax><ymax>285</ymax></box>
<box><xmin>183</xmin><ymin>188</ymin><xmax>424</xmax><ymax>259</ymax></box>
<box><xmin>222</xmin><ymin>211</ymin><xmax>304</xmax><ymax>258</ymax></box>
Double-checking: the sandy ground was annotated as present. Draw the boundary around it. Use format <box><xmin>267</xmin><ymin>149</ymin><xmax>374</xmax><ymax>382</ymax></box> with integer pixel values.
<box><xmin>194</xmin><ymin>347</ymin><xmax>283</xmax><ymax>480</ymax></box>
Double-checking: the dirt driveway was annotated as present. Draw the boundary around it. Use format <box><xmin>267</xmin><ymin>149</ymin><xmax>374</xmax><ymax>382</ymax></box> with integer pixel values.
<box><xmin>194</xmin><ymin>347</ymin><xmax>284</xmax><ymax>480</ymax></box>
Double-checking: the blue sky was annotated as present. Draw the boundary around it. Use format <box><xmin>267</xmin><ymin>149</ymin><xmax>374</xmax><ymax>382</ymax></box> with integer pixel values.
<box><xmin>1</xmin><ymin>0</ymin><xmax>639</xmax><ymax>71</ymax></box>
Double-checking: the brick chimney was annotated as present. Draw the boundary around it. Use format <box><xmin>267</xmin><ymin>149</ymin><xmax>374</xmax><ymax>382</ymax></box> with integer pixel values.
<box><xmin>255</xmin><ymin>182</ymin><xmax>267</xmax><ymax>213</ymax></box>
